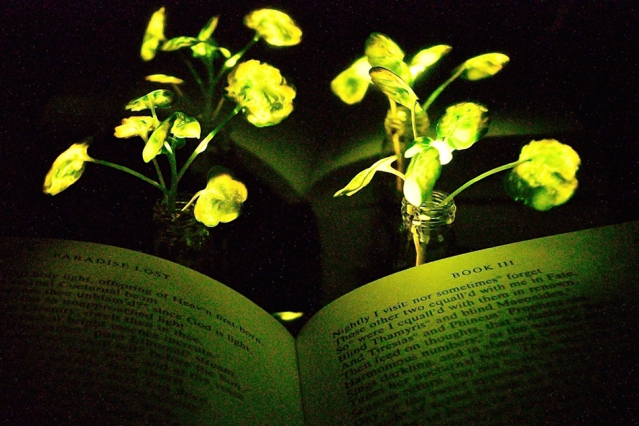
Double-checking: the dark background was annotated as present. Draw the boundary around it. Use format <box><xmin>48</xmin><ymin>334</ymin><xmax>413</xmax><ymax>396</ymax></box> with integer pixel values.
<box><xmin>1</xmin><ymin>0</ymin><xmax>638</xmax><ymax>321</ymax></box>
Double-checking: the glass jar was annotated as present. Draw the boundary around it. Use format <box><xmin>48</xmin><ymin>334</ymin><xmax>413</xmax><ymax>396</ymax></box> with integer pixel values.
<box><xmin>152</xmin><ymin>197</ymin><xmax>212</xmax><ymax>273</ymax></box>
<box><xmin>396</xmin><ymin>190</ymin><xmax>457</xmax><ymax>270</ymax></box>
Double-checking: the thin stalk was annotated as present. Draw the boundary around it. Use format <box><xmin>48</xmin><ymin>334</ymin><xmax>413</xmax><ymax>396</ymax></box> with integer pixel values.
<box><xmin>387</xmin><ymin>99</ymin><xmax>404</xmax><ymax>190</ymax></box>
<box><xmin>440</xmin><ymin>159</ymin><xmax>528</xmax><ymax>206</ymax></box>
<box><xmin>212</xmin><ymin>36</ymin><xmax>259</xmax><ymax>87</ymax></box>
<box><xmin>411</xmin><ymin>101</ymin><xmax>418</xmax><ymax>141</ymax></box>
<box><xmin>411</xmin><ymin>227</ymin><xmax>426</xmax><ymax>267</ymax></box>
<box><xmin>166</xmin><ymin>149</ymin><xmax>179</xmax><ymax>211</ymax></box>
<box><xmin>181</xmin><ymin>191</ymin><xmax>204</xmax><ymax>212</ymax></box>
<box><xmin>89</xmin><ymin>158</ymin><xmax>167</xmax><ymax>194</ymax></box>
<box><xmin>203</xmin><ymin>55</ymin><xmax>215</xmax><ymax>119</ymax></box>
<box><xmin>422</xmin><ymin>65</ymin><xmax>465</xmax><ymax>112</ymax></box>
<box><xmin>183</xmin><ymin>56</ymin><xmax>207</xmax><ymax>97</ymax></box>
<box><xmin>176</xmin><ymin>105</ymin><xmax>242</xmax><ymax>182</ymax></box>
<box><xmin>151</xmin><ymin>159</ymin><xmax>166</xmax><ymax>188</ymax></box>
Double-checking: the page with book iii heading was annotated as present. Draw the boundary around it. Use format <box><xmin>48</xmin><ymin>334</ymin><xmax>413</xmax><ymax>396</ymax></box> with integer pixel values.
<box><xmin>0</xmin><ymin>238</ymin><xmax>303</xmax><ymax>425</ymax></box>
<box><xmin>297</xmin><ymin>221</ymin><xmax>639</xmax><ymax>425</ymax></box>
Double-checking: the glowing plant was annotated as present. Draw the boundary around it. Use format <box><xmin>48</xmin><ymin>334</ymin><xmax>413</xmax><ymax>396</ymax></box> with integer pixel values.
<box><xmin>44</xmin><ymin>7</ymin><xmax>302</xmax><ymax>232</ymax></box>
<box><xmin>333</xmin><ymin>33</ymin><xmax>580</xmax><ymax>266</ymax></box>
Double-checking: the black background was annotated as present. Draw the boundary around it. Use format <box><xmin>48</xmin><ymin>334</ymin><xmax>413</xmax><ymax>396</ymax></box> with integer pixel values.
<box><xmin>1</xmin><ymin>0</ymin><xmax>638</xmax><ymax>317</ymax></box>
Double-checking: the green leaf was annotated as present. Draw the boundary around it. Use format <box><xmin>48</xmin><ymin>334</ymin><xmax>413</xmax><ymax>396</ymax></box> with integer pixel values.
<box><xmin>161</xmin><ymin>36</ymin><xmax>200</xmax><ymax>51</ymax></box>
<box><xmin>457</xmin><ymin>53</ymin><xmax>510</xmax><ymax>81</ymax></box>
<box><xmin>334</xmin><ymin>155</ymin><xmax>400</xmax><ymax>197</ymax></box>
<box><xmin>143</xmin><ymin>118</ymin><xmax>173</xmax><ymax>163</ymax></box>
<box><xmin>369</xmin><ymin>67</ymin><xmax>418</xmax><ymax>111</ymax></box>
<box><xmin>198</xmin><ymin>16</ymin><xmax>219</xmax><ymax>41</ymax></box>
<box><xmin>404</xmin><ymin>137</ymin><xmax>432</xmax><ymax>158</ymax></box>
<box><xmin>505</xmin><ymin>139</ymin><xmax>580</xmax><ymax>211</ymax></box>
<box><xmin>436</xmin><ymin>102</ymin><xmax>489</xmax><ymax>150</ymax></box>
<box><xmin>170</xmin><ymin>112</ymin><xmax>201</xmax><ymax>139</ymax></box>
<box><xmin>409</xmin><ymin>45</ymin><xmax>452</xmax><ymax>80</ymax></box>
<box><xmin>403</xmin><ymin>147</ymin><xmax>442</xmax><ymax>206</ymax></box>
<box><xmin>365</xmin><ymin>33</ymin><xmax>410</xmax><ymax>82</ymax></box>
<box><xmin>125</xmin><ymin>90</ymin><xmax>174</xmax><ymax>111</ymax></box>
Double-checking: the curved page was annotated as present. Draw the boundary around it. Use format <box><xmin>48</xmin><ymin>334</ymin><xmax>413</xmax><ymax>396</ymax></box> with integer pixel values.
<box><xmin>0</xmin><ymin>238</ymin><xmax>303</xmax><ymax>425</ymax></box>
<box><xmin>297</xmin><ymin>222</ymin><xmax>639</xmax><ymax>425</ymax></box>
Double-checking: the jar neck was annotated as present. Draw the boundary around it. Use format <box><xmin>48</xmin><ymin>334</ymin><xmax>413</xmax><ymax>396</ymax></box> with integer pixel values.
<box><xmin>401</xmin><ymin>191</ymin><xmax>456</xmax><ymax>240</ymax></box>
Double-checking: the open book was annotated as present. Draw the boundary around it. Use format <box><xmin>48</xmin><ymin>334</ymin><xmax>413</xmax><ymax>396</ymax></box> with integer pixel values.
<box><xmin>1</xmin><ymin>222</ymin><xmax>638</xmax><ymax>424</ymax></box>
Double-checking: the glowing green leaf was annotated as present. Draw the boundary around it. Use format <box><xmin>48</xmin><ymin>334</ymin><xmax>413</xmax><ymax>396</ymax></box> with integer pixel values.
<box><xmin>403</xmin><ymin>147</ymin><xmax>442</xmax><ymax>206</ymax></box>
<box><xmin>369</xmin><ymin>67</ymin><xmax>418</xmax><ymax>111</ymax></box>
<box><xmin>226</xmin><ymin>60</ymin><xmax>296</xmax><ymax>127</ymax></box>
<box><xmin>409</xmin><ymin>45</ymin><xmax>452</xmax><ymax>80</ymax></box>
<box><xmin>505</xmin><ymin>139</ymin><xmax>581</xmax><ymax>211</ymax></box>
<box><xmin>244</xmin><ymin>9</ymin><xmax>302</xmax><ymax>47</ymax></box>
<box><xmin>198</xmin><ymin>16</ymin><xmax>219</xmax><ymax>41</ymax></box>
<box><xmin>161</xmin><ymin>36</ymin><xmax>200</xmax><ymax>52</ymax></box>
<box><xmin>365</xmin><ymin>33</ymin><xmax>410</xmax><ymax>82</ymax></box>
<box><xmin>170</xmin><ymin>113</ymin><xmax>201</xmax><ymax>139</ymax></box>
<box><xmin>125</xmin><ymin>90</ymin><xmax>174</xmax><ymax>112</ymax></box>
<box><xmin>143</xmin><ymin>118</ymin><xmax>172</xmax><ymax>163</ymax></box>
<box><xmin>273</xmin><ymin>312</ymin><xmax>304</xmax><ymax>321</ymax></box>
<box><xmin>145</xmin><ymin>74</ymin><xmax>184</xmax><ymax>84</ymax></box>
<box><xmin>436</xmin><ymin>102</ymin><xmax>489</xmax><ymax>150</ymax></box>
<box><xmin>404</xmin><ymin>137</ymin><xmax>432</xmax><ymax>158</ymax></box>
<box><xmin>43</xmin><ymin>139</ymin><xmax>93</xmax><ymax>195</ymax></box>
<box><xmin>458</xmin><ymin>53</ymin><xmax>510</xmax><ymax>81</ymax></box>
<box><xmin>334</xmin><ymin>155</ymin><xmax>400</xmax><ymax>197</ymax></box>
<box><xmin>330</xmin><ymin>57</ymin><xmax>371</xmax><ymax>104</ymax></box>
<box><xmin>140</xmin><ymin>7</ymin><xmax>166</xmax><ymax>61</ymax></box>
<box><xmin>194</xmin><ymin>173</ymin><xmax>248</xmax><ymax>227</ymax></box>
<box><xmin>114</xmin><ymin>116</ymin><xmax>158</xmax><ymax>139</ymax></box>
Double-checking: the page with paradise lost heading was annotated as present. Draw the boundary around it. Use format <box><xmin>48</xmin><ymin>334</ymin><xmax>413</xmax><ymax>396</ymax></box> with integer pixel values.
<box><xmin>0</xmin><ymin>238</ymin><xmax>303</xmax><ymax>425</ymax></box>
<box><xmin>297</xmin><ymin>221</ymin><xmax>639</xmax><ymax>425</ymax></box>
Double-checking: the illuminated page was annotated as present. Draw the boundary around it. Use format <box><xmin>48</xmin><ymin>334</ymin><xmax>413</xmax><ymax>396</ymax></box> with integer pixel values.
<box><xmin>297</xmin><ymin>222</ymin><xmax>639</xmax><ymax>425</ymax></box>
<box><xmin>0</xmin><ymin>238</ymin><xmax>303</xmax><ymax>425</ymax></box>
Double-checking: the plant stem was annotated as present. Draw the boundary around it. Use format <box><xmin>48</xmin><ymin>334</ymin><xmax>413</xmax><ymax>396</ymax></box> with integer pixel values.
<box><xmin>177</xmin><ymin>105</ymin><xmax>242</xmax><ymax>182</ymax></box>
<box><xmin>166</xmin><ymin>149</ymin><xmax>179</xmax><ymax>211</ymax></box>
<box><xmin>440</xmin><ymin>159</ymin><xmax>528</xmax><ymax>205</ymax></box>
<box><xmin>183</xmin><ymin>56</ymin><xmax>206</xmax><ymax>98</ymax></box>
<box><xmin>212</xmin><ymin>36</ymin><xmax>259</xmax><ymax>87</ymax></box>
<box><xmin>89</xmin><ymin>158</ymin><xmax>167</xmax><ymax>194</ymax></box>
<box><xmin>422</xmin><ymin>65</ymin><xmax>465</xmax><ymax>112</ymax></box>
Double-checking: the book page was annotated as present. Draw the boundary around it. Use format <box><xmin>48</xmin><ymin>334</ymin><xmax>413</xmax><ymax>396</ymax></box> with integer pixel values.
<box><xmin>297</xmin><ymin>222</ymin><xmax>639</xmax><ymax>425</ymax></box>
<box><xmin>0</xmin><ymin>238</ymin><xmax>303</xmax><ymax>425</ymax></box>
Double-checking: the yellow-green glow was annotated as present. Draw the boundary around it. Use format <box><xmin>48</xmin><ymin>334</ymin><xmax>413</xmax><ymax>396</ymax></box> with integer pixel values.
<box><xmin>114</xmin><ymin>116</ymin><xmax>158</xmax><ymax>139</ymax></box>
<box><xmin>436</xmin><ymin>102</ymin><xmax>489</xmax><ymax>150</ymax></box>
<box><xmin>160</xmin><ymin>36</ymin><xmax>200</xmax><ymax>52</ymax></box>
<box><xmin>226</xmin><ymin>60</ymin><xmax>296</xmax><ymax>127</ymax></box>
<box><xmin>272</xmin><ymin>311</ymin><xmax>304</xmax><ymax>321</ymax></box>
<box><xmin>330</xmin><ymin>56</ymin><xmax>371</xmax><ymax>105</ymax></box>
<box><xmin>43</xmin><ymin>139</ymin><xmax>92</xmax><ymax>195</ymax></box>
<box><xmin>460</xmin><ymin>52</ymin><xmax>510</xmax><ymax>81</ymax></box>
<box><xmin>429</xmin><ymin>139</ymin><xmax>454</xmax><ymax>165</ymax></box>
<box><xmin>197</xmin><ymin>16</ymin><xmax>219</xmax><ymax>41</ymax></box>
<box><xmin>140</xmin><ymin>7</ymin><xmax>166</xmax><ymax>61</ymax></box>
<box><xmin>369</xmin><ymin>67</ymin><xmax>418</xmax><ymax>111</ymax></box>
<box><xmin>224</xmin><ymin>52</ymin><xmax>242</xmax><ymax>69</ymax></box>
<box><xmin>506</xmin><ymin>139</ymin><xmax>581</xmax><ymax>211</ymax></box>
<box><xmin>125</xmin><ymin>90</ymin><xmax>174</xmax><ymax>112</ymax></box>
<box><xmin>170</xmin><ymin>113</ymin><xmax>201</xmax><ymax>139</ymax></box>
<box><xmin>244</xmin><ymin>9</ymin><xmax>302</xmax><ymax>47</ymax></box>
<box><xmin>145</xmin><ymin>74</ymin><xmax>184</xmax><ymax>85</ymax></box>
<box><xmin>333</xmin><ymin>155</ymin><xmax>402</xmax><ymax>197</ymax></box>
<box><xmin>365</xmin><ymin>33</ymin><xmax>410</xmax><ymax>83</ymax></box>
<box><xmin>409</xmin><ymin>45</ymin><xmax>452</xmax><ymax>80</ymax></box>
<box><xmin>403</xmin><ymin>147</ymin><xmax>441</xmax><ymax>206</ymax></box>
<box><xmin>194</xmin><ymin>174</ymin><xmax>248</xmax><ymax>227</ymax></box>
<box><xmin>143</xmin><ymin>118</ymin><xmax>172</xmax><ymax>163</ymax></box>
<box><xmin>190</xmin><ymin>42</ymin><xmax>230</xmax><ymax>60</ymax></box>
